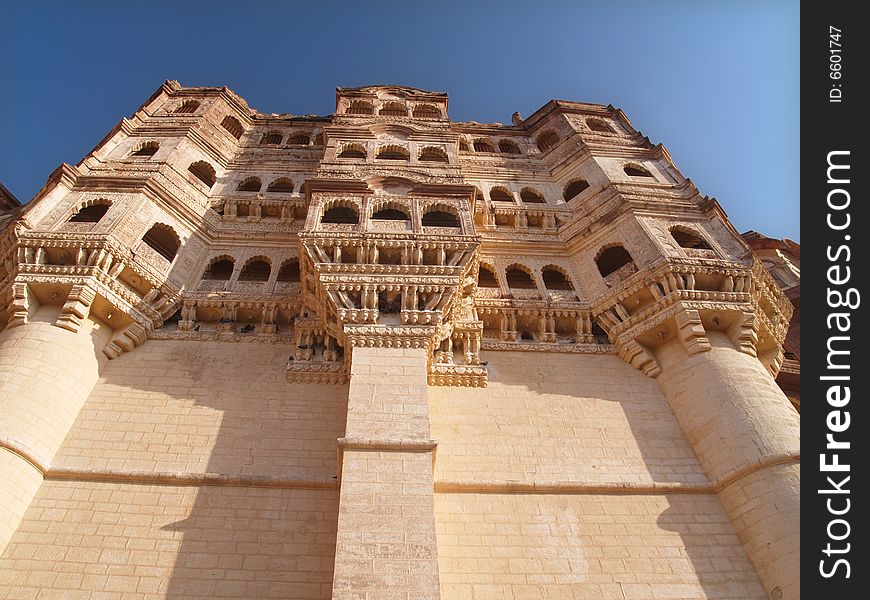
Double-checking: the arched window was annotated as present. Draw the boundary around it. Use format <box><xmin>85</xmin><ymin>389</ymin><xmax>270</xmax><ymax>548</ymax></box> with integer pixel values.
<box><xmin>422</xmin><ymin>208</ymin><xmax>460</xmax><ymax>228</ymax></box>
<box><xmin>69</xmin><ymin>200</ymin><xmax>111</xmax><ymax>223</ymax></box>
<box><xmin>347</xmin><ymin>101</ymin><xmax>374</xmax><ymax>115</ymax></box>
<box><xmin>237</xmin><ymin>177</ymin><xmax>262</xmax><ymax>192</ymax></box>
<box><xmin>289</xmin><ymin>133</ymin><xmax>310</xmax><ymax>145</ymax></box>
<box><xmin>506</xmin><ymin>266</ymin><xmax>536</xmax><ymax>289</ymax></box>
<box><xmin>221</xmin><ymin>116</ymin><xmax>244</xmax><ymax>139</ymax></box>
<box><xmin>338</xmin><ymin>144</ymin><xmax>367</xmax><ymax>159</ymax></box>
<box><xmin>260</xmin><ymin>131</ymin><xmax>283</xmax><ymax>145</ymax></box>
<box><xmin>267</xmin><ymin>178</ymin><xmax>294</xmax><ymax>193</ymax></box>
<box><xmin>238</xmin><ymin>257</ymin><xmax>271</xmax><ymax>282</ymax></box>
<box><xmin>203</xmin><ymin>257</ymin><xmax>234</xmax><ymax>280</ymax></box>
<box><xmin>277</xmin><ymin>259</ymin><xmax>300</xmax><ymax>282</ymax></box>
<box><xmin>174</xmin><ymin>100</ymin><xmax>200</xmax><ymax>114</ymax></box>
<box><xmin>322</xmin><ymin>204</ymin><xmax>359</xmax><ymax>224</ymax></box>
<box><xmin>586</xmin><ymin>118</ymin><xmax>614</xmax><ymax>133</ymax></box>
<box><xmin>131</xmin><ymin>141</ymin><xmax>159</xmax><ymax>158</ymax></box>
<box><xmin>563</xmin><ymin>179</ymin><xmax>590</xmax><ymax>201</ymax></box>
<box><xmin>670</xmin><ymin>227</ymin><xmax>712</xmax><ymax>250</ymax></box>
<box><xmin>379</xmin><ymin>102</ymin><xmax>407</xmax><ymax>117</ymax></box>
<box><xmin>596</xmin><ymin>246</ymin><xmax>634</xmax><ymax>277</ymax></box>
<box><xmin>142</xmin><ymin>224</ymin><xmax>180</xmax><ymax>262</ymax></box>
<box><xmin>458</xmin><ymin>140</ymin><xmax>470</xmax><ymax>152</ymax></box>
<box><xmin>536</xmin><ymin>130</ymin><xmax>560</xmax><ymax>153</ymax></box>
<box><xmin>624</xmin><ymin>164</ymin><xmax>654</xmax><ymax>177</ymax></box>
<box><xmin>490</xmin><ymin>188</ymin><xmax>514</xmax><ymax>203</ymax></box>
<box><xmin>498</xmin><ymin>140</ymin><xmax>521</xmax><ymax>154</ymax></box>
<box><xmin>473</xmin><ymin>139</ymin><xmax>494</xmax><ymax>153</ymax></box>
<box><xmin>542</xmin><ymin>266</ymin><xmax>573</xmax><ymax>290</ymax></box>
<box><xmin>371</xmin><ymin>207</ymin><xmax>409</xmax><ymax>220</ymax></box>
<box><xmin>520</xmin><ymin>188</ymin><xmax>546</xmax><ymax>204</ymax></box>
<box><xmin>413</xmin><ymin>104</ymin><xmax>440</xmax><ymax>119</ymax></box>
<box><xmin>478</xmin><ymin>265</ymin><xmax>499</xmax><ymax>288</ymax></box>
<box><xmin>188</xmin><ymin>161</ymin><xmax>216</xmax><ymax>188</ymax></box>
<box><xmin>376</xmin><ymin>145</ymin><xmax>409</xmax><ymax>160</ymax></box>
<box><xmin>419</xmin><ymin>147</ymin><xmax>448</xmax><ymax>162</ymax></box>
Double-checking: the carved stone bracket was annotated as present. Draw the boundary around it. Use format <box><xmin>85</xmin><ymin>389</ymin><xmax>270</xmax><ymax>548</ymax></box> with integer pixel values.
<box><xmin>674</xmin><ymin>307</ymin><xmax>710</xmax><ymax>355</ymax></box>
<box><xmin>103</xmin><ymin>323</ymin><xmax>148</xmax><ymax>359</ymax></box>
<box><xmin>617</xmin><ymin>338</ymin><xmax>661</xmax><ymax>378</ymax></box>
<box><xmin>55</xmin><ymin>284</ymin><xmax>97</xmax><ymax>333</ymax></box>
<box><xmin>4</xmin><ymin>282</ymin><xmax>33</xmax><ymax>329</ymax></box>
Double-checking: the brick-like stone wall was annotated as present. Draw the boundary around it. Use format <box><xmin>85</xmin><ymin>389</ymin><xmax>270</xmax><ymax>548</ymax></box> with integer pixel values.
<box><xmin>0</xmin><ymin>307</ymin><xmax>112</xmax><ymax>553</ymax></box>
<box><xmin>53</xmin><ymin>339</ymin><xmax>347</xmax><ymax>481</ymax></box>
<box><xmin>435</xmin><ymin>492</ymin><xmax>766</xmax><ymax>600</ymax></box>
<box><xmin>0</xmin><ymin>481</ymin><xmax>338</xmax><ymax>599</ymax></box>
<box><xmin>430</xmin><ymin>351</ymin><xmax>708</xmax><ymax>486</ymax></box>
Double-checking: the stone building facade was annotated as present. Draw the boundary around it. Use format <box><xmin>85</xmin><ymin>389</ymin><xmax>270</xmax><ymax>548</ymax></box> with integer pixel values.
<box><xmin>0</xmin><ymin>82</ymin><xmax>799</xmax><ymax>599</ymax></box>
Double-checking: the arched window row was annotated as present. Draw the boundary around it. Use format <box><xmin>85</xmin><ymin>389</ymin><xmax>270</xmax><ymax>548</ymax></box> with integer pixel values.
<box><xmin>476</xmin><ymin>263</ymin><xmax>576</xmax><ymax>291</ymax></box>
<box><xmin>459</xmin><ymin>137</ymin><xmax>530</xmax><ymax>156</ymax></box>
<box><xmin>201</xmin><ymin>255</ymin><xmax>300</xmax><ymax>283</ymax></box>
<box><xmin>227</xmin><ymin>177</ymin><xmax>300</xmax><ymax>194</ymax></box>
<box><xmin>258</xmin><ymin>131</ymin><xmax>322</xmax><ymax>146</ymax></box>
<box><xmin>343</xmin><ymin>100</ymin><xmax>443</xmax><ymax>119</ymax></box>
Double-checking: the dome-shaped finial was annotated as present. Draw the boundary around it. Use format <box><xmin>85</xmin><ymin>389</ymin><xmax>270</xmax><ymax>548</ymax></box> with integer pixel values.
<box><xmin>512</xmin><ymin>111</ymin><xmax>523</xmax><ymax>126</ymax></box>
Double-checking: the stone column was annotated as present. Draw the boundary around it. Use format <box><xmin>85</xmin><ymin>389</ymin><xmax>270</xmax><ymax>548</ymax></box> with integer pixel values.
<box><xmin>653</xmin><ymin>328</ymin><xmax>800</xmax><ymax>599</ymax></box>
<box><xmin>0</xmin><ymin>297</ymin><xmax>112</xmax><ymax>554</ymax></box>
<box><xmin>331</xmin><ymin>345</ymin><xmax>441</xmax><ymax>600</ymax></box>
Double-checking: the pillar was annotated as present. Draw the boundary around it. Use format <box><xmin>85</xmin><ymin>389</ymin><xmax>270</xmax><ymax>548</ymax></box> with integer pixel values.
<box><xmin>0</xmin><ymin>303</ymin><xmax>112</xmax><ymax>554</ymax></box>
<box><xmin>332</xmin><ymin>346</ymin><xmax>441</xmax><ymax>600</ymax></box>
<box><xmin>654</xmin><ymin>330</ymin><xmax>800</xmax><ymax>599</ymax></box>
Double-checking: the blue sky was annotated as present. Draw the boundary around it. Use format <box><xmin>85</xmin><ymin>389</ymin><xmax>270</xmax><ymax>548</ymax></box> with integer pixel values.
<box><xmin>0</xmin><ymin>1</ymin><xmax>798</xmax><ymax>241</ymax></box>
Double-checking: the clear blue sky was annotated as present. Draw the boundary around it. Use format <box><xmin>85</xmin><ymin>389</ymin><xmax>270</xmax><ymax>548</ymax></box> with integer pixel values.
<box><xmin>0</xmin><ymin>1</ymin><xmax>798</xmax><ymax>241</ymax></box>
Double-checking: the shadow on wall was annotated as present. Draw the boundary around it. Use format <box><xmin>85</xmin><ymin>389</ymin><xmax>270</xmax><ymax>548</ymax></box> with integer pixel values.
<box><xmin>429</xmin><ymin>350</ymin><xmax>767</xmax><ymax>599</ymax></box>
<box><xmin>53</xmin><ymin>338</ymin><xmax>348</xmax><ymax>599</ymax></box>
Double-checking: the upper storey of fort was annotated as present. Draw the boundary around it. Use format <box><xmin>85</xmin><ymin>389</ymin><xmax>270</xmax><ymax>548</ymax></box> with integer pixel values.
<box><xmin>0</xmin><ymin>81</ymin><xmax>793</xmax><ymax>387</ymax></box>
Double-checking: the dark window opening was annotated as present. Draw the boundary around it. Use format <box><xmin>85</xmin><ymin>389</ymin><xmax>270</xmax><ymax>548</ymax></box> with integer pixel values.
<box><xmin>422</xmin><ymin>210</ymin><xmax>460</xmax><ymax>228</ymax></box>
<box><xmin>563</xmin><ymin>180</ymin><xmax>590</xmax><ymax>201</ymax></box>
<box><xmin>596</xmin><ymin>246</ymin><xmax>633</xmax><ymax>277</ymax></box>
<box><xmin>143</xmin><ymin>225</ymin><xmax>180</xmax><ymax>262</ymax></box>
<box><xmin>203</xmin><ymin>259</ymin><xmax>234</xmax><ymax>280</ymax></box>
<box><xmin>69</xmin><ymin>203</ymin><xmax>110</xmax><ymax>223</ymax></box>
<box><xmin>239</xmin><ymin>260</ymin><xmax>271</xmax><ymax>282</ymax></box>
<box><xmin>322</xmin><ymin>206</ymin><xmax>359</xmax><ymax>224</ymax></box>
<box><xmin>506</xmin><ymin>268</ymin><xmax>536</xmax><ymax>289</ymax></box>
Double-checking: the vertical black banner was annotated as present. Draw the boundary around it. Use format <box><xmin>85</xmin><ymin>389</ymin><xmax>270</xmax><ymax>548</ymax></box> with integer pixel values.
<box><xmin>802</xmin><ymin>2</ymin><xmax>867</xmax><ymax>596</ymax></box>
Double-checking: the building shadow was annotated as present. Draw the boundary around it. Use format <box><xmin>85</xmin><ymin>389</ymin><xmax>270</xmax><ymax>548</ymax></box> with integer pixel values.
<box><xmin>74</xmin><ymin>337</ymin><xmax>348</xmax><ymax>599</ymax></box>
<box><xmin>430</xmin><ymin>350</ymin><xmax>766</xmax><ymax>599</ymax></box>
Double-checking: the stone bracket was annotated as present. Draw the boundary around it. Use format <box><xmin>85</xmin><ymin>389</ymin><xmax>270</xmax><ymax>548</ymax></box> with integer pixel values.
<box><xmin>55</xmin><ymin>284</ymin><xmax>97</xmax><ymax>333</ymax></box>
<box><xmin>103</xmin><ymin>322</ymin><xmax>148</xmax><ymax>359</ymax></box>
<box><xmin>727</xmin><ymin>309</ymin><xmax>758</xmax><ymax>357</ymax></box>
<box><xmin>617</xmin><ymin>338</ymin><xmax>661</xmax><ymax>378</ymax></box>
<box><xmin>4</xmin><ymin>282</ymin><xmax>34</xmax><ymax>330</ymax></box>
<box><xmin>675</xmin><ymin>308</ymin><xmax>711</xmax><ymax>355</ymax></box>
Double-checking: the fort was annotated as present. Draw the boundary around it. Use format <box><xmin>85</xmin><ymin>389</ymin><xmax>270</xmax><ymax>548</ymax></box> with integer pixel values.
<box><xmin>0</xmin><ymin>81</ymin><xmax>799</xmax><ymax>599</ymax></box>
